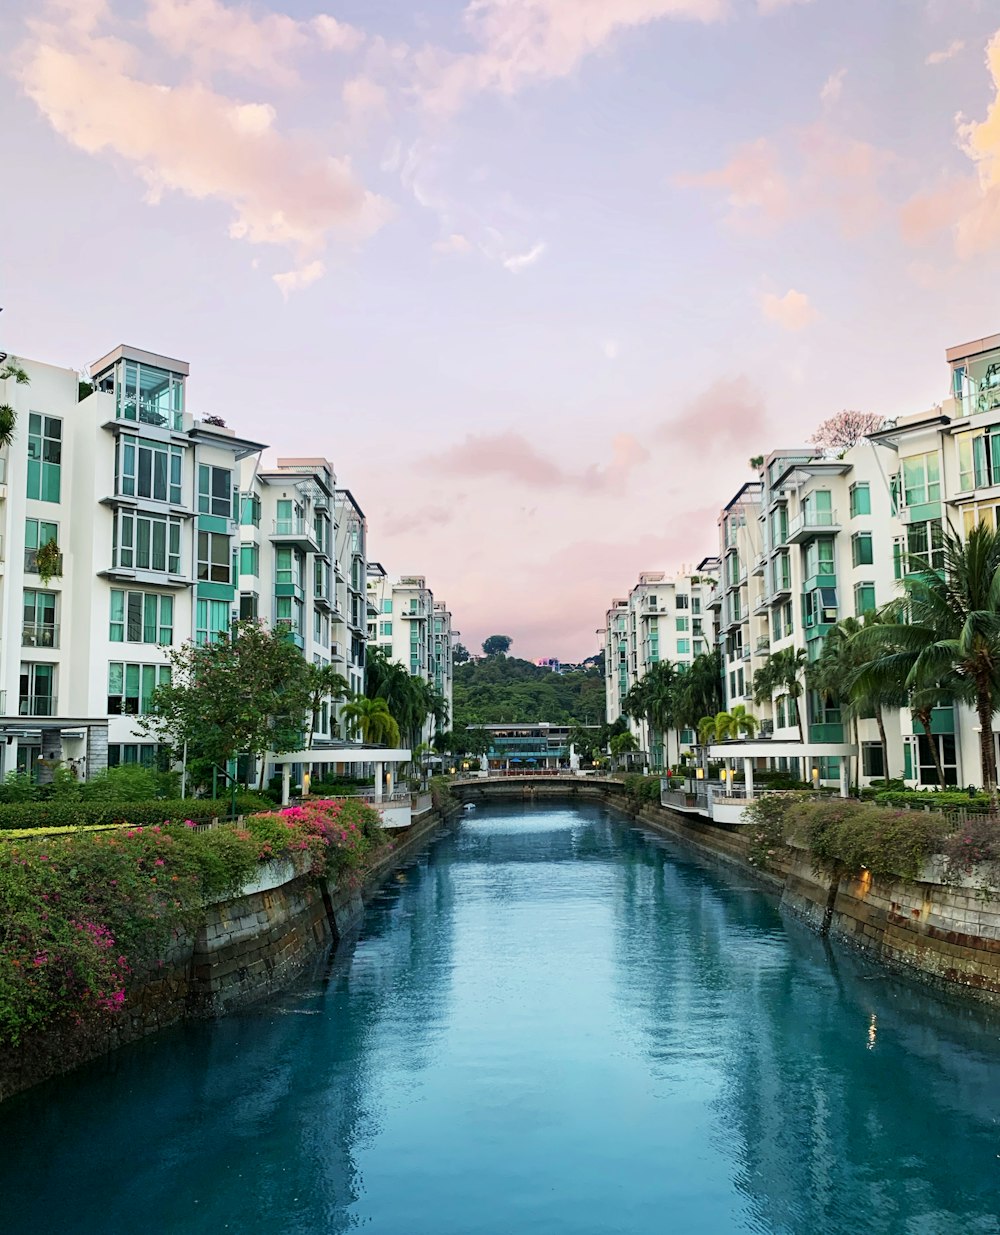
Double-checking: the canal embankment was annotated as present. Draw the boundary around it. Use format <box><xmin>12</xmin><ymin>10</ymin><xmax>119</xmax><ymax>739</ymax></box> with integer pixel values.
<box><xmin>0</xmin><ymin>800</ymin><xmax>460</xmax><ymax>1102</ymax></box>
<box><xmin>452</xmin><ymin>778</ymin><xmax>1000</xmax><ymax>1008</ymax></box>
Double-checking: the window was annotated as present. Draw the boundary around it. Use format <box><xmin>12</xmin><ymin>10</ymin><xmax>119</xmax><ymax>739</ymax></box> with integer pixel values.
<box><xmin>854</xmin><ymin>583</ymin><xmax>876</xmax><ymax>617</ymax></box>
<box><xmin>115</xmin><ymin>360</ymin><xmax>184</xmax><ymax>429</ymax></box>
<box><xmin>914</xmin><ymin>733</ymin><xmax>957</xmax><ymax>786</ymax></box>
<box><xmin>275</xmin><ymin>499</ymin><xmax>303</xmax><ymax>534</ymax></box>
<box><xmin>117</xmin><ymin>436</ymin><xmax>184</xmax><ymax>505</ymax></box>
<box><xmin>676</xmin><ymin>594</ymin><xmax>689</xmax><ymax>609</ymax></box>
<box><xmin>275</xmin><ymin>595</ymin><xmax>303</xmax><ymax>635</ymax></box>
<box><xmin>861</xmin><ymin>742</ymin><xmax>885</xmax><ymax>778</ymax></box>
<box><xmin>382</xmin><ymin>599</ymin><xmax>392</xmax><ymax>614</ymax></box>
<box><xmin>957</xmin><ymin>432</ymin><xmax>1000</xmax><ymax>492</ymax></box>
<box><xmin>198</xmin><ymin>465</ymin><xmax>233</xmax><ymax>517</ymax></box>
<box><xmin>805</xmin><ymin>537</ymin><xmax>835</xmax><ymax>578</ymax></box>
<box><xmin>692</xmin><ymin>597</ymin><xmax>701</xmax><ymax>615</ymax></box>
<box><xmin>801</xmin><ymin>489</ymin><xmax>833</xmax><ymax>527</ymax></box>
<box><xmin>771</xmin><ymin>551</ymin><xmax>791</xmax><ymax>592</ymax></box>
<box><xmin>848</xmin><ymin>483</ymin><xmax>871</xmax><ymax>517</ymax></box>
<box><xmin>676</xmin><ymin>617</ymin><xmax>689</xmax><ymax>632</ymax></box>
<box><xmin>239</xmin><ymin>544</ymin><xmax>259</xmax><ymax>576</ymax></box>
<box><xmin>107</xmin><ymin>662</ymin><xmax>170</xmax><ymax>715</ymax></box>
<box><xmin>27</xmin><ymin>414</ymin><xmax>62</xmax><ymax>502</ymax></box>
<box><xmin>197</xmin><ymin>531</ymin><xmax>231</xmax><ymax>583</ymax></box>
<box><xmin>109</xmin><ymin>590</ymin><xmax>173</xmax><ymax>644</ymax></box>
<box><xmin>851</xmin><ymin>533</ymin><xmax>873</xmax><ymax>567</ymax></box>
<box><xmin>114</xmin><ymin>511</ymin><xmax>182</xmax><ymax>574</ymax></box>
<box><xmin>23</xmin><ymin>591</ymin><xmax>57</xmax><ymax>647</ymax></box>
<box><xmin>677</xmin><ymin>639</ymin><xmax>691</xmax><ymax>655</ymax></box>
<box><xmin>804</xmin><ymin>587</ymin><xmax>838</xmax><ymax>629</ymax></box>
<box><xmin>240</xmin><ymin>492</ymin><xmax>261</xmax><ymax>527</ymax></box>
<box><xmin>20</xmin><ymin>663</ymin><xmax>55</xmax><ymax>716</ymax></box>
<box><xmin>380</xmin><ymin>621</ymin><xmax>393</xmax><ymax>636</ymax></box>
<box><xmin>24</xmin><ymin>518</ymin><xmax>59</xmax><ymax>575</ymax></box>
<box><xmin>108</xmin><ymin>744</ymin><xmax>163</xmax><ymax>769</ymax></box>
<box><xmin>905</xmin><ymin>520</ymin><xmax>944</xmax><ymax>572</ymax></box>
<box><xmin>777</xmin><ymin>600</ymin><xmax>794</xmax><ymax>639</ymax></box>
<box><xmin>195</xmin><ymin>599</ymin><xmax>230</xmax><ymax>645</ymax></box>
<box><xmin>275</xmin><ymin>546</ymin><xmax>303</xmax><ymax>588</ymax></box>
<box><xmin>902</xmin><ymin>451</ymin><xmax>941</xmax><ymax>506</ymax></box>
<box><xmin>239</xmin><ymin>592</ymin><xmax>259</xmax><ymax>621</ymax></box>
<box><xmin>770</xmin><ymin>505</ymin><xmax>788</xmax><ymax>545</ymax></box>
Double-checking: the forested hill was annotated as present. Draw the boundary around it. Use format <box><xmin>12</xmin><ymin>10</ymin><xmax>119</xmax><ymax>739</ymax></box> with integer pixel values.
<box><xmin>453</xmin><ymin>658</ymin><xmax>606</xmax><ymax>727</ymax></box>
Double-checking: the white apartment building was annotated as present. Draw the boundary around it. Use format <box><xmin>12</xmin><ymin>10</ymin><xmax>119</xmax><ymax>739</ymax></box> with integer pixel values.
<box><xmin>602</xmin><ymin>569</ymin><xmax>718</xmax><ymax>769</ymax></box>
<box><xmin>366</xmin><ymin>571</ymin><xmax>455</xmax><ymax>742</ymax></box>
<box><xmin>0</xmin><ymin>344</ymin><xmax>370</xmax><ymax>783</ymax></box>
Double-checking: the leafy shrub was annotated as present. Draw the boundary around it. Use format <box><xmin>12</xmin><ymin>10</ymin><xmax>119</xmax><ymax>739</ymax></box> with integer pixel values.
<box><xmin>429</xmin><ymin>775</ymin><xmax>455</xmax><ymax>810</ymax></box>
<box><xmin>622</xmin><ymin>774</ymin><xmax>661</xmax><ymax>804</ymax></box>
<box><xmin>874</xmin><ymin>789</ymin><xmax>991</xmax><ymax>811</ymax></box>
<box><xmin>790</xmin><ymin>798</ymin><xmax>950</xmax><ymax>881</ymax></box>
<box><xmin>742</xmin><ymin>792</ymin><xmax>803</xmax><ymax>868</ymax></box>
<box><xmin>940</xmin><ymin>816</ymin><xmax>1000</xmax><ymax>890</ymax></box>
<box><xmin>0</xmin><ymin>798</ymin><xmax>386</xmax><ymax>1046</ymax></box>
<box><xmin>0</xmin><ymin>795</ymin><xmax>271</xmax><ymax>832</ymax></box>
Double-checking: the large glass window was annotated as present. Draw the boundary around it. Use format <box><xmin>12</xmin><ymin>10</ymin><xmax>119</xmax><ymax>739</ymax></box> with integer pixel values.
<box><xmin>109</xmin><ymin>590</ymin><xmax>173</xmax><ymax>644</ymax></box>
<box><xmin>770</xmin><ymin>505</ymin><xmax>788</xmax><ymax>546</ymax></box>
<box><xmin>849</xmin><ymin>483</ymin><xmax>871</xmax><ymax>517</ymax></box>
<box><xmin>902</xmin><ymin>452</ymin><xmax>941</xmax><ymax>506</ymax></box>
<box><xmin>23</xmin><ymin>590</ymin><xmax>57</xmax><ymax>647</ymax></box>
<box><xmin>240</xmin><ymin>492</ymin><xmax>261</xmax><ymax>527</ymax></box>
<box><xmin>117</xmin><ymin>436</ymin><xmax>183</xmax><ymax>504</ymax></box>
<box><xmin>114</xmin><ymin>512</ymin><xmax>182</xmax><ymax>574</ymax></box>
<box><xmin>198</xmin><ymin>465</ymin><xmax>233</xmax><ymax>518</ymax></box>
<box><xmin>27</xmin><ymin>414</ymin><xmax>62</xmax><ymax>503</ymax></box>
<box><xmin>854</xmin><ymin>582</ymin><xmax>876</xmax><ymax>616</ymax></box>
<box><xmin>195</xmin><ymin>598</ymin><xmax>231</xmax><ymax>645</ymax></box>
<box><xmin>239</xmin><ymin>544</ymin><xmax>259</xmax><ymax>576</ymax></box>
<box><xmin>771</xmin><ymin>551</ymin><xmax>791</xmax><ymax>592</ymax></box>
<box><xmin>851</xmin><ymin>533</ymin><xmax>873</xmax><ymax>566</ymax></box>
<box><xmin>906</xmin><ymin>520</ymin><xmax>944</xmax><ymax>571</ymax></box>
<box><xmin>197</xmin><ymin>531</ymin><xmax>231</xmax><ymax>583</ymax></box>
<box><xmin>108</xmin><ymin>662</ymin><xmax>170</xmax><ymax>714</ymax></box>
<box><xmin>24</xmin><ymin>519</ymin><xmax>59</xmax><ymax>575</ymax></box>
<box><xmin>275</xmin><ymin>594</ymin><xmax>303</xmax><ymax>635</ymax></box>
<box><xmin>20</xmin><ymin>663</ymin><xmax>54</xmax><ymax>716</ymax></box>
<box><xmin>275</xmin><ymin>546</ymin><xmax>303</xmax><ymax>587</ymax></box>
<box><xmin>116</xmin><ymin>360</ymin><xmax>184</xmax><ymax>429</ymax></box>
<box><xmin>805</xmin><ymin>537</ymin><xmax>835</xmax><ymax>578</ymax></box>
<box><xmin>239</xmin><ymin>592</ymin><xmax>259</xmax><ymax>620</ymax></box>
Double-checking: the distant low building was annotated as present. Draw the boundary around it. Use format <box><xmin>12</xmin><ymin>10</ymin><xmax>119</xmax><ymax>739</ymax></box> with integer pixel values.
<box><xmin>481</xmin><ymin>722</ymin><xmax>601</xmax><ymax>770</ymax></box>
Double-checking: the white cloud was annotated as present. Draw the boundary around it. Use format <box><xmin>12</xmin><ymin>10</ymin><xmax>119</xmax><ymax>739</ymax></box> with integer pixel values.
<box><xmin>602</xmin><ymin>339</ymin><xmax>621</xmax><ymax>360</ymax></box>
<box><xmin>926</xmin><ymin>39</ymin><xmax>964</xmax><ymax>66</ymax></box>
<box><xmin>342</xmin><ymin>75</ymin><xmax>388</xmax><ymax>119</ymax></box>
<box><xmin>433</xmin><ymin>232</ymin><xmax>473</xmax><ymax>254</ymax></box>
<box><xmin>273</xmin><ymin>260</ymin><xmax>325</xmax><ymax>297</ymax></box>
<box><xmin>760</xmin><ymin>288</ymin><xmax>819</xmax><ymax>331</ymax></box>
<box><xmin>503</xmin><ymin>241</ymin><xmax>546</xmax><ymax>272</ymax></box>
<box><xmin>820</xmin><ymin>67</ymin><xmax>846</xmax><ymax>106</ymax></box>
<box><xmin>757</xmin><ymin>0</ymin><xmax>813</xmax><ymax>12</ymax></box>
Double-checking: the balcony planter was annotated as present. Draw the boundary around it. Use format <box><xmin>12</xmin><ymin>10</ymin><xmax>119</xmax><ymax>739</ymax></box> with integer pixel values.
<box><xmin>35</xmin><ymin>539</ymin><xmax>63</xmax><ymax>587</ymax></box>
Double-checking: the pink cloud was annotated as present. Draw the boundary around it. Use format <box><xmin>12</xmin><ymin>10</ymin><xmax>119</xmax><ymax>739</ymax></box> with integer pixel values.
<box><xmin>18</xmin><ymin>15</ymin><xmax>391</xmax><ymax>267</ymax></box>
<box><xmin>426</xmin><ymin>430</ymin><xmax>647</xmax><ymax>493</ymax></box>
<box><xmin>379</xmin><ymin>504</ymin><xmax>456</xmax><ymax>537</ymax></box>
<box><xmin>926</xmin><ymin>40</ymin><xmax>964</xmax><ymax>66</ymax></box>
<box><xmin>677</xmin><ymin>122</ymin><xmax>893</xmax><ymax>236</ymax></box>
<box><xmin>760</xmin><ymin>288</ymin><xmax>819</xmax><ymax>331</ymax></box>
<box><xmin>146</xmin><ymin>0</ymin><xmax>364</xmax><ymax>84</ymax></box>
<box><xmin>657</xmin><ymin>378</ymin><xmax>769</xmax><ymax>453</ymax></box>
<box><xmin>415</xmin><ymin>0</ymin><xmax>729</xmax><ymax>113</ymax></box>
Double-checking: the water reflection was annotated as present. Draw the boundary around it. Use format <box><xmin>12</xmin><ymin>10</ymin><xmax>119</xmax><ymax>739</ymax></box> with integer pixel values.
<box><xmin>1</xmin><ymin>803</ymin><xmax>999</xmax><ymax>1234</ymax></box>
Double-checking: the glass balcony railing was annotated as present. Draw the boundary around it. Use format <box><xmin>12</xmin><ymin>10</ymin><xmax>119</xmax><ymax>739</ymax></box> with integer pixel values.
<box><xmin>788</xmin><ymin>509</ymin><xmax>839</xmax><ymax>540</ymax></box>
<box><xmin>24</xmin><ymin>547</ymin><xmax>63</xmax><ymax>576</ymax></box>
<box><xmin>22</xmin><ymin>623</ymin><xmax>59</xmax><ymax>648</ymax></box>
<box><xmin>20</xmin><ymin>694</ymin><xmax>57</xmax><ymax>717</ymax></box>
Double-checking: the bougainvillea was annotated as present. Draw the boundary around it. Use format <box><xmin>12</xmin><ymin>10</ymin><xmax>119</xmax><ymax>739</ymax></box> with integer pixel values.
<box><xmin>0</xmin><ymin>799</ymin><xmax>387</xmax><ymax>1045</ymax></box>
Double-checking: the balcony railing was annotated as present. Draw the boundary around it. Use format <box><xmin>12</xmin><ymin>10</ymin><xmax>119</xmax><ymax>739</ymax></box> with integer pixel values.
<box><xmin>787</xmin><ymin>509</ymin><xmax>839</xmax><ymax>542</ymax></box>
<box><xmin>19</xmin><ymin>694</ymin><xmax>57</xmax><ymax>717</ymax></box>
<box><xmin>755</xmin><ymin>635</ymin><xmax>770</xmax><ymax>653</ymax></box>
<box><xmin>24</xmin><ymin>547</ymin><xmax>63</xmax><ymax>576</ymax></box>
<box><xmin>22</xmin><ymin>623</ymin><xmax>59</xmax><ymax>648</ymax></box>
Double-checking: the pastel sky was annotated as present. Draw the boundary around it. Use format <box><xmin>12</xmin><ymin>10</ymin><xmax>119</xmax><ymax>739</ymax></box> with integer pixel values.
<box><xmin>4</xmin><ymin>0</ymin><xmax>1000</xmax><ymax>660</ymax></box>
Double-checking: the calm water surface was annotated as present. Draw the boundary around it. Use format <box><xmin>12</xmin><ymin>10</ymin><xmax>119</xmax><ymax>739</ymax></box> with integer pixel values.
<box><xmin>3</xmin><ymin>803</ymin><xmax>1000</xmax><ymax>1234</ymax></box>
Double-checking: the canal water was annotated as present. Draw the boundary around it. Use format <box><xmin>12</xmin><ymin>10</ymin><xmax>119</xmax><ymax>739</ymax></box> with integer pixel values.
<box><xmin>3</xmin><ymin>802</ymin><xmax>1000</xmax><ymax>1234</ymax></box>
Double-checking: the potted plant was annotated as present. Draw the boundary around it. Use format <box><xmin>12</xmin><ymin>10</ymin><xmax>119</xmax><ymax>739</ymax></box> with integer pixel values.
<box><xmin>36</xmin><ymin>538</ymin><xmax>62</xmax><ymax>587</ymax></box>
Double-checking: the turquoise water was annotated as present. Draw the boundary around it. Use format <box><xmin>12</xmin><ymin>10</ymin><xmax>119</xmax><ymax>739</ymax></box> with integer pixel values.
<box><xmin>3</xmin><ymin>802</ymin><xmax>1000</xmax><ymax>1234</ymax></box>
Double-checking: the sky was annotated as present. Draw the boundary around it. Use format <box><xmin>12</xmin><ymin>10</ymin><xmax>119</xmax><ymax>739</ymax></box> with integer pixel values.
<box><xmin>3</xmin><ymin>0</ymin><xmax>1000</xmax><ymax>661</ymax></box>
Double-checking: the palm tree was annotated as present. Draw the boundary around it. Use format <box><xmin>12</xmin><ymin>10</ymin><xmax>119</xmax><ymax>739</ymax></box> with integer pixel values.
<box><xmin>676</xmin><ymin>650</ymin><xmax>724</xmax><ymax>733</ymax></box>
<box><xmin>305</xmin><ymin>663</ymin><xmax>349</xmax><ymax>747</ymax></box>
<box><xmin>697</xmin><ymin>715</ymin><xmax>717</xmax><ymax>746</ymax></box>
<box><xmin>713</xmin><ymin>705</ymin><xmax>758</xmax><ymax>740</ymax></box>
<box><xmin>342</xmin><ymin>695</ymin><xmax>401</xmax><ymax>747</ymax></box>
<box><xmin>852</xmin><ymin>523</ymin><xmax>1000</xmax><ymax>790</ymax></box>
<box><xmin>753</xmin><ymin>646</ymin><xmax>807</xmax><ymax>743</ymax></box>
<box><xmin>0</xmin><ymin>356</ymin><xmax>30</xmax><ymax>449</ymax></box>
<box><xmin>623</xmin><ymin>660</ymin><xmax>680</xmax><ymax>768</ymax></box>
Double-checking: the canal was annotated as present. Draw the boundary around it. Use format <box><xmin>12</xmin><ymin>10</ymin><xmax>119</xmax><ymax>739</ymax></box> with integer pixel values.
<box><xmin>3</xmin><ymin>802</ymin><xmax>1000</xmax><ymax>1233</ymax></box>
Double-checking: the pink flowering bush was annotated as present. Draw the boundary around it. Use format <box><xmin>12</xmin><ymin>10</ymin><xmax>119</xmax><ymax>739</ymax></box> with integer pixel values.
<box><xmin>0</xmin><ymin>798</ymin><xmax>387</xmax><ymax>1046</ymax></box>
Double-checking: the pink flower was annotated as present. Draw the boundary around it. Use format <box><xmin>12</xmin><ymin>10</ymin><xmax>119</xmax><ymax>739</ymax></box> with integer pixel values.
<box><xmin>154</xmin><ymin>858</ymin><xmax>165</xmax><ymax>867</ymax></box>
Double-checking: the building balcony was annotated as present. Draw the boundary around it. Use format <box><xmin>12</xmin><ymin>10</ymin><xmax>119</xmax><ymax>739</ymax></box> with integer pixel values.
<box><xmin>401</xmin><ymin>607</ymin><xmax>428</xmax><ymax>619</ymax></box>
<box><xmin>755</xmin><ymin>635</ymin><xmax>770</xmax><ymax>653</ymax></box>
<box><xmin>751</xmin><ymin>553</ymin><xmax>766</xmax><ymax>577</ymax></box>
<box><xmin>24</xmin><ymin>547</ymin><xmax>64</xmax><ymax>578</ymax></box>
<box><xmin>271</xmin><ymin>517</ymin><xmax>319</xmax><ymax>554</ymax></box>
<box><xmin>770</xmin><ymin>578</ymin><xmax>793</xmax><ymax>601</ymax></box>
<box><xmin>752</xmin><ymin>590</ymin><xmax>770</xmax><ymax>614</ymax></box>
<box><xmin>786</xmin><ymin>509</ymin><xmax>840</xmax><ymax>544</ymax></box>
<box><xmin>330</xmin><ymin>641</ymin><xmax>346</xmax><ymax>662</ymax></box>
<box><xmin>20</xmin><ymin>694</ymin><xmax>57</xmax><ymax>717</ymax></box>
<box><xmin>22</xmin><ymin>623</ymin><xmax>59</xmax><ymax>649</ymax></box>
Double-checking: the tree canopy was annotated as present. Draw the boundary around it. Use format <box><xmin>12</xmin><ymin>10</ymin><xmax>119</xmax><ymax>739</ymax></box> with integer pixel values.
<box><xmin>482</xmin><ymin>634</ymin><xmax>513</xmax><ymax>657</ymax></box>
<box><xmin>453</xmin><ymin>656</ymin><xmax>605</xmax><ymax>727</ymax></box>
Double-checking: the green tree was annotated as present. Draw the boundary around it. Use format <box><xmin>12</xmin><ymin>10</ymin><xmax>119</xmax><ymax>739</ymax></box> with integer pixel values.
<box><xmin>675</xmin><ymin>651</ymin><xmax>724</xmax><ymax>732</ymax></box>
<box><xmin>482</xmin><ymin>634</ymin><xmax>513</xmax><ymax>657</ymax></box>
<box><xmin>453</xmin><ymin>643</ymin><xmax>471</xmax><ymax>665</ymax></box>
<box><xmin>0</xmin><ymin>356</ymin><xmax>29</xmax><ymax>450</ymax></box>
<box><xmin>753</xmin><ymin>646</ymin><xmax>807</xmax><ymax>743</ymax></box>
<box><xmin>852</xmin><ymin>524</ymin><xmax>1000</xmax><ymax>789</ymax></box>
<box><xmin>714</xmin><ymin>705</ymin><xmax>758</xmax><ymax>740</ymax></box>
<box><xmin>306</xmin><ymin>663</ymin><xmax>349</xmax><ymax>747</ymax></box>
<box><xmin>342</xmin><ymin>695</ymin><xmax>401</xmax><ymax>746</ymax></box>
<box><xmin>609</xmin><ymin>731</ymin><xmax>638</xmax><ymax>761</ymax></box>
<box><xmin>623</xmin><ymin>661</ymin><xmax>681</xmax><ymax>767</ymax></box>
<box><xmin>141</xmin><ymin>620</ymin><xmax>313</xmax><ymax>788</ymax></box>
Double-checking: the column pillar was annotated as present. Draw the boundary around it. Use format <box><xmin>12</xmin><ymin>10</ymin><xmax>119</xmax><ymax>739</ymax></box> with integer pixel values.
<box><xmin>840</xmin><ymin>756</ymin><xmax>851</xmax><ymax>799</ymax></box>
<box><xmin>386</xmin><ymin>765</ymin><xmax>394</xmax><ymax>797</ymax></box>
<box><xmin>374</xmin><ymin>761</ymin><xmax>384</xmax><ymax>801</ymax></box>
<box><xmin>281</xmin><ymin>764</ymin><xmax>291</xmax><ymax>806</ymax></box>
<box><xmin>744</xmin><ymin>757</ymin><xmax>754</xmax><ymax>802</ymax></box>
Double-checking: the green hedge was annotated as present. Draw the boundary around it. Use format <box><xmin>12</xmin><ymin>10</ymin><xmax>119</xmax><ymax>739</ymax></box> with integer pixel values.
<box><xmin>873</xmin><ymin>789</ymin><xmax>992</xmax><ymax>811</ymax></box>
<box><xmin>621</xmin><ymin>774</ymin><xmax>662</xmax><ymax>804</ymax></box>
<box><xmin>0</xmin><ymin>794</ymin><xmax>271</xmax><ymax>832</ymax></box>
